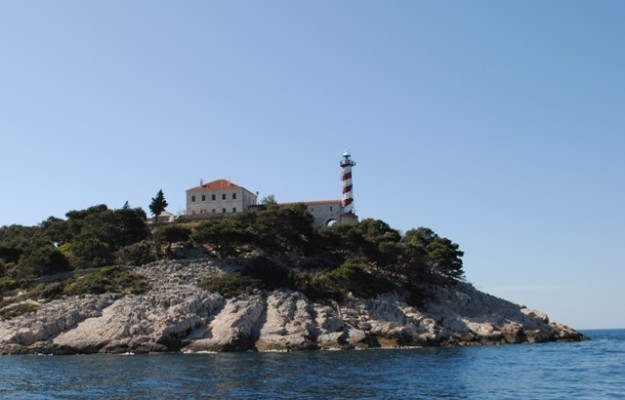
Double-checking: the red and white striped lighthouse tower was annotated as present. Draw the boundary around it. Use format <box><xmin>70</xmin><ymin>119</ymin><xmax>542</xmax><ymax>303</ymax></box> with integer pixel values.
<box><xmin>340</xmin><ymin>151</ymin><xmax>357</xmax><ymax>221</ymax></box>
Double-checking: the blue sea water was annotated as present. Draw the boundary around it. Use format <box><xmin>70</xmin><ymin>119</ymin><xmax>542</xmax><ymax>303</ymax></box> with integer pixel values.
<box><xmin>0</xmin><ymin>329</ymin><xmax>622</xmax><ymax>399</ymax></box>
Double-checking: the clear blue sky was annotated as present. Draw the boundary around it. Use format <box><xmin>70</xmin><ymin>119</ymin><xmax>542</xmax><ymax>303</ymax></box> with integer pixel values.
<box><xmin>1</xmin><ymin>1</ymin><xmax>623</xmax><ymax>329</ymax></box>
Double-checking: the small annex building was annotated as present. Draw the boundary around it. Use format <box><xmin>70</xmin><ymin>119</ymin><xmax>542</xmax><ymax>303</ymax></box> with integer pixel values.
<box><xmin>186</xmin><ymin>179</ymin><xmax>258</xmax><ymax>217</ymax></box>
<box><xmin>155</xmin><ymin>210</ymin><xmax>176</xmax><ymax>224</ymax></box>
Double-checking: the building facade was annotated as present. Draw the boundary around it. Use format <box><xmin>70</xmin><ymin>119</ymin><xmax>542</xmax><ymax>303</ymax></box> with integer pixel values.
<box><xmin>186</xmin><ymin>179</ymin><xmax>258</xmax><ymax>216</ymax></box>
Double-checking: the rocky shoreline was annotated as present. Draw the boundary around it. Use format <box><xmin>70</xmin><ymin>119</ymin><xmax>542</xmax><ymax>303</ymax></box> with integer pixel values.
<box><xmin>0</xmin><ymin>260</ymin><xmax>586</xmax><ymax>355</ymax></box>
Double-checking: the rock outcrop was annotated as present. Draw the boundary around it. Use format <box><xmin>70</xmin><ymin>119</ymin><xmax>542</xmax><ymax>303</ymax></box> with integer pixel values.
<box><xmin>0</xmin><ymin>260</ymin><xmax>586</xmax><ymax>354</ymax></box>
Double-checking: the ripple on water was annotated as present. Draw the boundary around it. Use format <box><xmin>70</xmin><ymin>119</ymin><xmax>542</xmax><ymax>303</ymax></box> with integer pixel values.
<box><xmin>0</xmin><ymin>330</ymin><xmax>622</xmax><ymax>400</ymax></box>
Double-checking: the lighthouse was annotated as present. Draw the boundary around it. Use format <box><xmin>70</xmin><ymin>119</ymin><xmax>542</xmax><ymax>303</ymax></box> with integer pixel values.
<box><xmin>340</xmin><ymin>151</ymin><xmax>358</xmax><ymax>222</ymax></box>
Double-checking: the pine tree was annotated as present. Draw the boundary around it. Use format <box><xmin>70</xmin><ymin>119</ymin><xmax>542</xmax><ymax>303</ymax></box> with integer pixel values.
<box><xmin>149</xmin><ymin>189</ymin><xmax>168</xmax><ymax>220</ymax></box>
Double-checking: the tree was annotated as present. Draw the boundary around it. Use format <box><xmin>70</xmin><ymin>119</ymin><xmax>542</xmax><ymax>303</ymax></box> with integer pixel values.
<box><xmin>402</xmin><ymin>227</ymin><xmax>465</xmax><ymax>283</ymax></box>
<box><xmin>191</xmin><ymin>217</ymin><xmax>254</xmax><ymax>258</ymax></box>
<box><xmin>115</xmin><ymin>206</ymin><xmax>149</xmax><ymax>247</ymax></box>
<box><xmin>149</xmin><ymin>189</ymin><xmax>168</xmax><ymax>220</ymax></box>
<box><xmin>42</xmin><ymin>204</ymin><xmax>150</xmax><ymax>269</ymax></box>
<box><xmin>65</xmin><ymin>204</ymin><xmax>110</xmax><ymax>239</ymax></box>
<box><xmin>427</xmin><ymin>237</ymin><xmax>464</xmax><ymax>281</ymax></box>
<box><xmin>252</xmin><ymin>204</ymin><xmax>315</xmax><ymax>254</ymax></box>
<box><xmin>358</xmin><ymin>219</ymin><xmax>402</xmax><ymax>268</ymax></box>
<box><xmin>18</xmin><ymin>239</ymin><xmax>71</xmax><ymax>276</ymax></box>
<box><xmin>115</xmin><ymin>240</ymin><xmax>155</xmax><ymax>266</ymax></box>
<box><xmin>40</xmin><ymin>216</ymin><xmax>70</xmax><ymax>245</ymax></box>
<box><xmin>260</xmin><ymin>194</ymin><xmax>278</xmax><ymax>207</ymax></box>
<box><xmin>69</xmin><ymin>233</ymin><xmax>113</xmax><ymax>269</ymax></box>
<box><xmin>153</xmin><ymin>224</ymin><xmax>191</xmax><ymax>257</ymax></box>
<box><xmin>0</xmin><ymin>225</ymin><xmax>39</xmax><ymax>265</ymax></box>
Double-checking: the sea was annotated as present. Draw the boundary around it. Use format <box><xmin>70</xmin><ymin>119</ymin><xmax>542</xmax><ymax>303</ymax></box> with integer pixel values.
<box><xmin>0</xmin><ymin>329</ymin><xmax>622</xmax><ymax>399</ymax></box>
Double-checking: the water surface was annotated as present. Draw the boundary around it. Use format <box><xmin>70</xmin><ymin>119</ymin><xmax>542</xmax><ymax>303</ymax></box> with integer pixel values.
<box><xmin>0</xmin><ymin>330</ymin><xmax>622</xmax><ymax>399</ymax></box>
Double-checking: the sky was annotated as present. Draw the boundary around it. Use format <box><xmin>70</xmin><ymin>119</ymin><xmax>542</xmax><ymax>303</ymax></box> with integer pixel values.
<box><xmin>1</xmin><ymin>1</ymin><xmax>623</xmax><ymax>329</ymax></box>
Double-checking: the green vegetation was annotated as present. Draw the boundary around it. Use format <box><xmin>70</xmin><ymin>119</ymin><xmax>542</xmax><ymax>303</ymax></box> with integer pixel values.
<box><xmin>191</xmin><ymin>205</ymin><xmax>464</xmax><ymax>301</ymax></box>
<box><xmin>0</xmin><ymin>302</ymin><xmax>39</xmax><ymax>320</ymax></box>
<box><xmin>0</xmin><ymin>204</ymin><xmax>148</xmax><ymax>279</ymax></box>
<box><xmin>63</xmin><ymin>267</ymin><xmax>150</xmax><ymax>296</ymax></box>
<box><xmin>0</xmin><ymin>267</ymin><xmax>149</xmax><ymax>319</ymax></box>
<box><xmin>190</xmin><ymin>203</ymin><xmax>316</xmax><ymax>257</ymax></box>
<box><xmin>310</xmin><ymin>258</ymin><xmax>398</xmax><ymax>300</ymax></box>
<box><xmin>0</xmin><ymin>203</ymin><xmax>151</xmax><ymax>299</ymax></box>
<box><xmin>149</xmin><ymin>189</ymin><xmax>168</xmax><ymax>220</ymax></box>
<box><xmin>0</xmin><ymin>267</ymin><xmax>149</xmax><ymax>321</ymax></box>
<box><xmin>153</xmin><ymin>224</ymin><xmax>191</xmax><ymax>258</ymax></box>
<box><xmin>0</xmin><ymin>200</ymin><xmax>464</xmax><ymax>303</ymax></box>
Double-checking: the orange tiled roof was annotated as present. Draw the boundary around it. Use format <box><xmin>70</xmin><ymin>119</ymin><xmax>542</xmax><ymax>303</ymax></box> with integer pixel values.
<box><xmin>188</xmin><ymin>179</ymin><xmax>241</xmax><ymax>192</ymax></box>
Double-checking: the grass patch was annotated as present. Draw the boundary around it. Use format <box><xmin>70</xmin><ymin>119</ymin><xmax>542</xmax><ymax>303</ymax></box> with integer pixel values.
<box><xmin>0</xmin><ymin>302</ymin><xmax>39</xmax><ymax>320</ymax></box>
<box><xmin>0</xmin><ymin>277</ymin><xmax>19</xmax><ymax>297</ymax></box>
<box><xmin>28</xmin><ymin>282</ymin><xmax>66</xmax><ymax>300</ymax></box>
<box><xmin>63</xmin><ymin>266</ymin><xmax>150</xmax><ymax>296</ymax></box>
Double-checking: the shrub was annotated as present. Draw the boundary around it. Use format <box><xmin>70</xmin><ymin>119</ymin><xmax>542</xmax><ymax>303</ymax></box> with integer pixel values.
<box><xmin>153</xmin><ymin>225</ymin><xmax>191</xmax><ymax>258</ymax></box>
<box><xmin>70</xmin><ymin>235</ymin><xmax>113</xmax><ymax>269</ymax></box>
<box><xmin>0</xmin><ymin>302</ymin><xmax>39</xmax><ymax>320</ymax></box>
<box><xmin>115</xmin><ymin>240</ymin><xmax>156</xmax><ymax>266</ymax></box>
<box><xmin>310</xmin><ymin>259</ymin><xmax>396</xmax><ymax>301</ymax></box>
<box><xmin>0</xmin><ymin>277</ymin><xmax>19</xmax><ymax>296</ymax></box>
<box><xmin>64</xmin><ymin>266</ymin><xmax>150</xmax><ymax>296</ymax></box>
<box><xmin>28</xmin><ymin>282</ymin><xmax>66</xmax><ymax>300</ymax></box>
<box><xmin>18</xmin><ymin>243</ymin><xmax>71</xmax><ymax>277</ymax></box>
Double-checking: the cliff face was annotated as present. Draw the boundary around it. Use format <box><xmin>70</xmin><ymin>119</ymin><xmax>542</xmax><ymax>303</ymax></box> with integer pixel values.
<box><xmin>0</xmin><ymin>260</ymin><xmax>585</xmax><ymax>354</ymax></box>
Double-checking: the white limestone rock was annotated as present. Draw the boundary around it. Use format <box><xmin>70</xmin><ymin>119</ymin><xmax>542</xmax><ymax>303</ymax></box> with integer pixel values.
<box><xmin>183</xmin><ymin>294</ymin><xmax>265</xmax><ymax>352</ymax></box>
<box><xmin>0</xmin><ymin>260</ymin><xmax>586</xmax><ymax>354</ymax></box>
<box><xmin>254</xmin><ymin>291</ymin><xmax>316</xmax><ymax>351</ymax></box>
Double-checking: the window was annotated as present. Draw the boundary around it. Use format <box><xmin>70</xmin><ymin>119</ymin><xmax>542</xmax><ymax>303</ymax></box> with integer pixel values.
<box><xmin>212</xmin><ymin>209</ymin><xmax>216</xmax><ymax>213</ymax></box>
<box><xmin>330</xmin><ymin>206</ymin><xmax>333</xmax><ymax>211</ymax></box>
<box><xmin>222</xmin><ymin>208</ymin><xmax>226</xmax><ymax>214</ymax></box>
<box><xmin>201</xmin><ymin>195</ymin><xmax>206</xmax><ymax>201</ymax></box>
<box><xmin>232</xmin><ymin>207</ymin><xmax>237</xmax><ymax>213</ymax></box>
<box><xmin>211</xmin><ymin>194</ymin><xmax>216</xmax><ymax>201</ymax></box>
<box><xmin>232</xmin><ymin>193</ymin><xmax>237</xmax><ymax>199</ymax></box>
<box><xmin>222</xmin><ymin>194</ymin><xmax>226</xmax><ymax>200</ymax></box>
<box><xmin>191</xmin><ymin>195</ymin><xmax>196</xmax><ymax>202</ymax></box>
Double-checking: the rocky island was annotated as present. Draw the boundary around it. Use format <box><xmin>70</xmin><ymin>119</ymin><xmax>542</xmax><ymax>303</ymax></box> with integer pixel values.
<box><xmin>0</xmin><ymin>259</ymin><xmax>584</xmax><ymax>355</ymax></box>
<box><xmin>0</xmin><ymin>203</ymin><xmax>585</xmax><ymax>354</ymax></box>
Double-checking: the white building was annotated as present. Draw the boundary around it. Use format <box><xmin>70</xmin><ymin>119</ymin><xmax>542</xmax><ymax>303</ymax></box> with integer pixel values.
<box><xmin>186</xmin><ymin>179</ymin><xmax>258</xmax><ymax>216</ymax></box>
